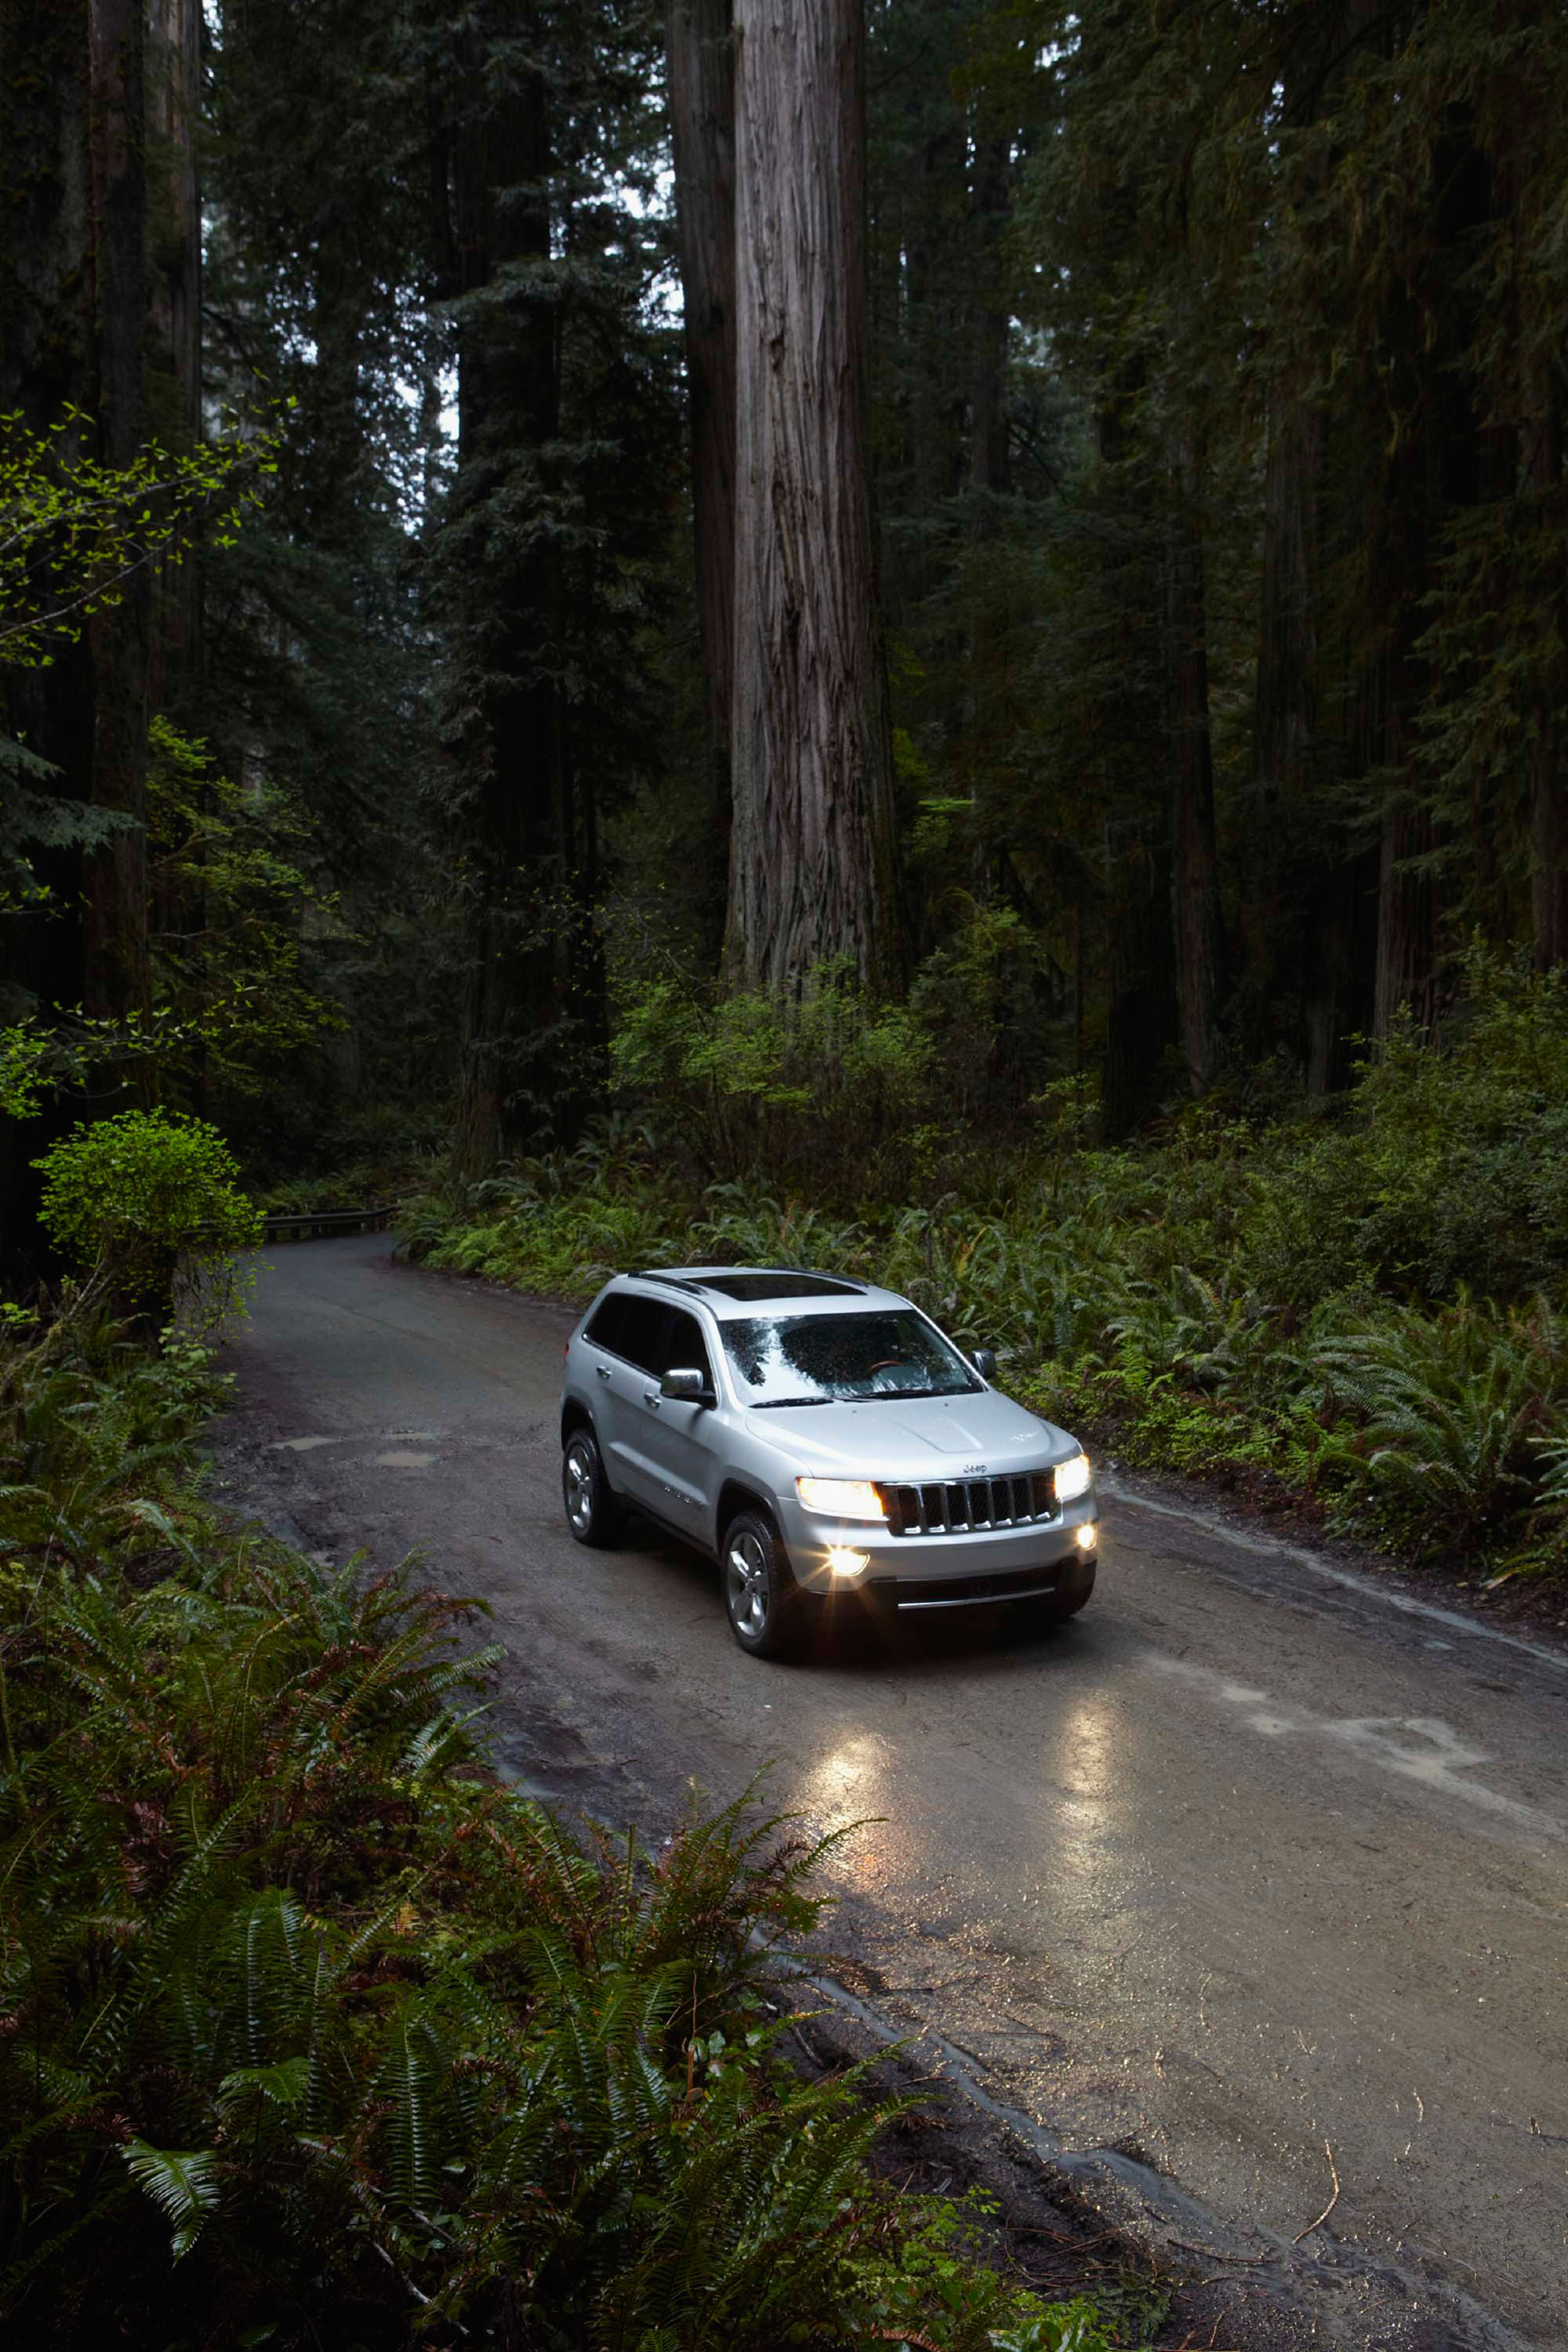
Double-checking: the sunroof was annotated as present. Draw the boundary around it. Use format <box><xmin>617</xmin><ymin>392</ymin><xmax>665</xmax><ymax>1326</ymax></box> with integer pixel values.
<box><xmin>694</xmin><ymin>1272</ymin><xmax>863</xmax><ymax>1301</ymax></box>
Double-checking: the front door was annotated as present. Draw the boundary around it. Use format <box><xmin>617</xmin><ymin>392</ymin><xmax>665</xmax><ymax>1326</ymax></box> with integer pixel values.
<box><xmin>630</xmin><ymin>1305</ymin><xmax>720</xmax><ymax>1541</ymax></box>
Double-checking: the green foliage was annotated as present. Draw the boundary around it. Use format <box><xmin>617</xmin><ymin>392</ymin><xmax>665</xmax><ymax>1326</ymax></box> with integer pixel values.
<box><xmin>610</xmin><ymin>964</ymin><xmax>938</xmax><ymax>1197</ymax></box>
<box><xmin>145</xmin><ymin>717</ymin><xmax>345</xmax><ymax>1105</ymax></box>
<box><xmin>33</xmin><ymin>1110</ymin><xmax>263</xmax><ymax>1326</ymax></box>
<box><xmin>1309</xmin><ymin>1297</ymin><xmax>1563</xmax><ymax>1555</ymax></box>
<box><xmin>0</xmin><ymin>401</ymin><xmax>281</xmax><ymax>671</ymax></box>
<box><xmin>0</xmin><ymin>1325</ymin><xmax>1107</xmax><ymax>2350</ymax></box>
<box><xmin>1241</xmin><ymin>964</ymin><xmax>1568</xmax><ymax>1311</ymax></box>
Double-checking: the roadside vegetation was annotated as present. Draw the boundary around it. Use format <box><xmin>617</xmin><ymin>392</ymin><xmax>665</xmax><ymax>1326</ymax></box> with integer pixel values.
<box><xmin>0</xmin><ymin>1298</ymin><xmax>1142</xmax><ymax>2350</ymax></box>
<box><xmin>400</xmin><ymin>952</ymin><xmax>1568</xmax><ymax>1596</ymax></box>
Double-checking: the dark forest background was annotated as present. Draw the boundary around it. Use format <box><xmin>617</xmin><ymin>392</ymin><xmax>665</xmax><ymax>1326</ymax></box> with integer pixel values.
<box><xmin>3</xmin><ymin>0</ymin><xmax>1567</xmax><ymax>1221</ymax></box>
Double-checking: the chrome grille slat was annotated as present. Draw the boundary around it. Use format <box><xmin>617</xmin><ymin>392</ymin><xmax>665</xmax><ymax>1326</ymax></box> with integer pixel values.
<box><xmin>880</xmin><ymin>1470</ymin><xmax>1060</xmax><ymax>1537</ymax></box>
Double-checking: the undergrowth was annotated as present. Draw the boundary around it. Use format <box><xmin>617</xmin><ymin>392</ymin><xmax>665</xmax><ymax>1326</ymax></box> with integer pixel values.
<box><xmin>0</xmin><ymin>1307</ymin><xmax>1134</xmax><ymax>2350</ymax></box>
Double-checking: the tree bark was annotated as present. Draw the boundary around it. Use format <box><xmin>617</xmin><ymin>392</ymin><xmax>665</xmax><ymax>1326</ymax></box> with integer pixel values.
<box><xmin>1102</xmin><ymin>825</ymin><xmax>1177</xmax><ymax>1141</ymax></box>
<box><xmin>439</xmin><ymin>12</ymin><xmax>593</xmax><ymax>1177</ymax></box>
<box><xmin>144</xmin><ymin>0</ymin><xmax>203</xmax><ymax>710</ymax></box>
<box><xmin>666</xmin><ymin>0</ymin><xmax>736</xmax><ymax>874</ymax></box>
<box><xmin>1166</xmin><ymin>419</ymin><xmax>1225</xmax><ymax>1092</ymax></box>
<box><xmin>1374</xmin><ymin>798</ymin><xmax>1437</xmax><ymax>1034</ymax></box>
<box><xmin>0</xmin><ymin>0</ymin><xmax>97</xmax><ymax>1059</ymax></box>
<box><xmin>83</xmin><ymin>0</ymin><xmax>151</xmax><ymax>1029</ymax></box>
<box><xmin>727</xmin><ymin>0</ymin><xmax>899</xmax><ymax>996</ymax></box>
<box><xmin>1523</xmin><ymin>376</ymin><xmax>1568</xmax><ymax>969</ymax></box>
<box><xmin>0</xmin><ymin>0</ymin><xmax>151</xmax><ymax>1032</ymax></box>
<box><xmin>968</xmin><ymin>134</ymin><xmax>1011</xmax><ymax>514</ymax></box>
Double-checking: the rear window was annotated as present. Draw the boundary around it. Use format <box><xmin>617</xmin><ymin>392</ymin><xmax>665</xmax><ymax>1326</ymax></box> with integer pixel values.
<box><xmin>586</xmin><ymin>1294</ymin><xmax>713</xmax><ymax>1384</ymax></box>
<box><xmin>585</xmin><ymin>1294</ymin><xmax>630</xmax><ymax>1354</ymax></box>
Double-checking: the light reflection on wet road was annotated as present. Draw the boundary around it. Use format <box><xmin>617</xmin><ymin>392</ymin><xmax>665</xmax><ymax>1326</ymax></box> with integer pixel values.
<box><xmin>218</xmin><ymin>1236</ymin><xmax>1568</xmax><ymax>2350</ymax></box>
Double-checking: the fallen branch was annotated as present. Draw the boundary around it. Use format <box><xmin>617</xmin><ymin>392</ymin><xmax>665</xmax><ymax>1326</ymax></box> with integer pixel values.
<box><xmin>1291</xmin><ymin>2140</ymin><xmax>1340</xmax><ymax>2243</ymax></box>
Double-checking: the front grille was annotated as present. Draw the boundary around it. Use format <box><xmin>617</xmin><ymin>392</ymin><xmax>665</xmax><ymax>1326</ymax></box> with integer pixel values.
<box><xmin>878</xmin><ymin>1472</ymin><xmax>1057</xmax><ymax>1537</ymax></box>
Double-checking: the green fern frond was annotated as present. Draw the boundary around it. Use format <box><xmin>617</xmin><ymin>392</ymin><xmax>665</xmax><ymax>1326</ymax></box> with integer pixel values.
<box><xmin>122</xmin><ymin>2139</ymin><xmax>220</xmax><ymax>2260</ymax></box>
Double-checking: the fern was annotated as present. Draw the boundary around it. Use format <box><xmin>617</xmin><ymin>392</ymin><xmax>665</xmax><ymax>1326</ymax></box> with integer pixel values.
<box><xmin>121</xmin><ymin>2141</ymin><xmax>220</xmax><ymax>2261</ymax></box>
<box><xmin>1310</xmin><ymin>1294</ymin><xmax>1563</xmax><ymax>1548</ymax></box>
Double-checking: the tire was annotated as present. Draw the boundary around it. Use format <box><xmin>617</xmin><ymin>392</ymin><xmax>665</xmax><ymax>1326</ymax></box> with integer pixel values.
<box><xmin>561</xmin><ymin>1426</ymin><xmax>622</xmax><ymax>1548</ymax></box>
<box><xmin>721</xmin><ymin>1508</ymin><xmax>804</xmax><ymax>1660</ymax></box>
<box><xmin>1015</xmin><ymin>1558</ymin><xmax>1095</xmax><ymax>1626</ymax></box>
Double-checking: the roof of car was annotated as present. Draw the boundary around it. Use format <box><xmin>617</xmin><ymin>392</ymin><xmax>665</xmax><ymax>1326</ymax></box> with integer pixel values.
<box><xmin>624</xmin><ymin>1265</ymin><xmax>905</xmax><ymax>1313</ymax></box>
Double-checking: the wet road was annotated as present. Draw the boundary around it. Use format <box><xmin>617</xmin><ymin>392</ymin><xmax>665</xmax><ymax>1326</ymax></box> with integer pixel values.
<box><xmin>216</xmin><ymin>1236</ymin><xmax>1568</xmax><ymax>2350</ymax></box>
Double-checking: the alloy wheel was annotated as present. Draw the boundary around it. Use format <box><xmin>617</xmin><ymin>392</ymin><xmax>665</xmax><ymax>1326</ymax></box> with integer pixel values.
<box><xmin>564</xmin><ymin>1436</ymin><xmax>597</xmax><ymax>1535</ymax></box>
<box><xmin>726</xmin><ymin>1526</ymin><xmax>771</xmax><ymax>1639</ymax></box>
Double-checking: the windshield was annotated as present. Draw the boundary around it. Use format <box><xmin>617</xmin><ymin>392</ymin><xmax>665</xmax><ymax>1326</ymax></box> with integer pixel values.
<box><xmin>721</xmin><ymin>1309</ymin><xmax>982</xmax><ymax>1407</ymax></box>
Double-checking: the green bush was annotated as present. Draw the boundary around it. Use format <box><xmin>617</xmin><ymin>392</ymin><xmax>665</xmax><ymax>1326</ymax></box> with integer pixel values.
<box><xmin>33</xmin><ymin>1109</ymin><xmax>263</xmax><ymax>1327</ymax></box>
<box><xmin>610</xmin><ymin>964</ymin><xmax>938</xmax><ymax>1198</ymax></box>
<box><xmin>1308</xmin><ymin>1295</ymin><xmax>1565</xmax><ymax>1554</ymax></box>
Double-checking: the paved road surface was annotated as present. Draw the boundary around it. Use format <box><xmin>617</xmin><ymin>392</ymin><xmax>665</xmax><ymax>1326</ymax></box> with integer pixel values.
<box><xmin>216</xmin><ymin>1236</ymin><xmax>1568</xmax><ymax>2350</ymax></box>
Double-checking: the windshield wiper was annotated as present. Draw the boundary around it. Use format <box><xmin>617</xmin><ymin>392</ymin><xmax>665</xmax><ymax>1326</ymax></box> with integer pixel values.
<box><xmin>856</xmin><ymin>1385</ymin><xmax>975</xmax><ymax>1401</ymax></box>
<box><xmin>748</xmin><ymin>1395</ymin><xmax>839</xmax><ymax>1410</ymax></box>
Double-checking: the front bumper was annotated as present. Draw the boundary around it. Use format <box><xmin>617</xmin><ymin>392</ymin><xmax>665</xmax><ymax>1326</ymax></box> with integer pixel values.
<box><xmin>781</xmin><ymin>1492</ymin><xmax>1098</xmax><ymax>1603</ymax></box>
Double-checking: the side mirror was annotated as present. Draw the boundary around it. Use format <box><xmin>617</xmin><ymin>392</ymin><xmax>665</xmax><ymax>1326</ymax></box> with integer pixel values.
<box><xmin>661</xmin><ymin>1366</ymin><xmax>711</xmax><ymax>1405</ymax></box>
<box><xmin>971</xmin><ymin>1347</ymin><xmax>997</xmax><ymax>1383</ymax></box>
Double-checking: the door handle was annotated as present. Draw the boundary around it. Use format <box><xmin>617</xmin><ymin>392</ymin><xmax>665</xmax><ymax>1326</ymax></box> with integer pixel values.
<box><xmin>643</xmin><ymin>1389</ymin><xmax>662</xmax><ymax>1407</ymax></box>
<box><xmin>596</xmin><ymin>1365</ymin><xmax>613</xmax><ymax>1381</ymax></box>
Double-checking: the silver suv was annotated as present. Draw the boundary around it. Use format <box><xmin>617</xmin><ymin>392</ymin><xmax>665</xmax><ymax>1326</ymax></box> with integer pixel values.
<box><xmin>558</xmin><ymin>1266</ymin><xmax>1098</xmax><ymax>1657</ymax></box>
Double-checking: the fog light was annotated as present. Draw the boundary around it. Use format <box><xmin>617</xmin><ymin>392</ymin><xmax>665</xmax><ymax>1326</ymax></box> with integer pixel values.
<box><xmin>1075</xmin><ymin>1523</ymin><xmax>1098</xmax><ymax>1552</ymax></box>
<box><xmin>826</xmin><ymin>1544</ymin><xmax>870</xmax><ymax>1578</ymax></box>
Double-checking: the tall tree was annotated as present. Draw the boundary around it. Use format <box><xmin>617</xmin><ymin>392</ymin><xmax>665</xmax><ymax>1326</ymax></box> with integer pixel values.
<box><xmin>145</xmin><ymin>0</ymin><xmax>204</xmax><ymax>709</ymax></box>
<box><xmin>666</xmin><ymin>0</ymin><xmax>737</xmax><ymax>884</ymax></box>
<box><xmin>726</xmin><ymin>0</ymin><xmax>899</xmax><ymax>994</ymax></box>
<box><xmin>0</xmin><ymin>0</ymin><xmax>151</xmax><ymax>1033</ymax></box>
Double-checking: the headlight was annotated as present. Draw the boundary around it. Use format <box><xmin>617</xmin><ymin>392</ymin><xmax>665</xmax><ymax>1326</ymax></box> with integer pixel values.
<box><xmin>1053</xmin><ymin>1450</ymin><xmax>1092</xmax><ymax>1504</ymax></box>
<box><xmin>797</xmin><ymin>1476</ymin><xmax>887</xmax><ymax>1521</ymax></box>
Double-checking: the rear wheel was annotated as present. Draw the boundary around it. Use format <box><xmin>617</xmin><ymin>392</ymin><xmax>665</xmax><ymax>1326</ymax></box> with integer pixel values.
<box><xmin>562</xmin><ymin>1426</ymin><xmax>621</xmax><ymax>1548</ymax></box>
<box><xmin>722</xmin><ymin>1509</ymin><xmax>804</xmax><ymax>1659</ymax></box>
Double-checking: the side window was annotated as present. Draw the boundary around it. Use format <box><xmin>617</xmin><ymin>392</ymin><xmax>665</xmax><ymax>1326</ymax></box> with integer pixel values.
<box><xmin>662</xmin><ymin>1307</ymin><xmax>713</xmax><ymax>1388</ymax></box>
<box><xmin>614</xmin><ymin>1297</ymin><xmax>667</xmax><ymax>1375</ymax></box>
<box><xmin>584</xmin><ymin>1294</ymin><xmax>628</xmax><ymax>1354</ymax></box>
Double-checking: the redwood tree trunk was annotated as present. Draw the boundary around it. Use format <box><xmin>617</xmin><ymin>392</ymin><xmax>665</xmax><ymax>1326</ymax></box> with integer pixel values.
<box><xmin>666</xmin><ymin>0</ymin><xmax>736</xmax><ymax>870</ymax></box>
<box><xmin>1166</xmin><ymin>420</ymin><xmax>1225</xmax><ymax>1092</ymax></box>
<box><xmin>144</xmin><ymin>0</ymin><xmax>203</xmax><ymax>710</ymax></box>
<box><xmin>727</xmin><ymin>0</ymin><xmax>899</xmax><ymax>995</ymax></box>
<box><xmin>1524</xmin><ymin>378</ymin><xmax>1568</xmax><ymax>969</ymax></box>
<box><xmin>968</xmin><ymin>134</ymin><xmax>1011</xmax><ymax>514</ymax></box>
<box><xmin>84</xmin><ymin>0</ymin><xmax>151</xmax><ymax>1027</ymax></box>
<box><xmin>0</xmin><ymin>0</ymin><xmax>96</xmax><ymax>1048</ymax></box>
<box><xmin>437</xmin><ymin>14</ymin><xmax>589</xmax><ymax>1176</ymax></box>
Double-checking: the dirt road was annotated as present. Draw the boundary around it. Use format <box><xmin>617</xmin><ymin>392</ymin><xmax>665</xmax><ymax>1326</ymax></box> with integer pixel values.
<box><xmin>216</xmin><ymin>1235</ymin><xmax>1568</xmax><ymax>2350</ymax></box>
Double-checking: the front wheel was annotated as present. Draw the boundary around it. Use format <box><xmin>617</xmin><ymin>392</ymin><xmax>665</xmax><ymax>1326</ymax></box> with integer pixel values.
<box><xmin>722</xmin><ymin>1510</ymin><xmax>804</xmax><ymax>1659</ymax></box>
<box><xmin>562</xmin><ymin>1427</ymin><xmax>621</xmax><ymax>1548</ymax></box>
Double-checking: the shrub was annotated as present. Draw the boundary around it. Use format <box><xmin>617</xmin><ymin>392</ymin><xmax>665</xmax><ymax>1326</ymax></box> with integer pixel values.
<box><xmin>609</xmin><ymin>964</ymin><xmax>938</xmax><ymax>1199</ymax></box>
<box><xmin>33</xmin><ymin>1109</ymin><xmax>263</xmax><ymax>1327</ymax></box>
<box><xmin>1308</xmin><ymin>1295</ymin><xmax>1566</xmax><ymax>1552</ymax></box>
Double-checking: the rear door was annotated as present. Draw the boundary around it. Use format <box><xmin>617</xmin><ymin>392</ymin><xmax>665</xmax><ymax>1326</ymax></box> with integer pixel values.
<box><xmin>582</xmin><ymin>1292</ymin><xmax>659</xmax><ymax>1502</ymax></box>
<box><xmin>626</xmin><ymin>1305</ymin><xmax>723</xmax><ymax>1543</ymax></box>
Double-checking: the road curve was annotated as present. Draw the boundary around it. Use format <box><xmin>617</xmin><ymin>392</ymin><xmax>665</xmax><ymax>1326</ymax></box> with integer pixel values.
<box><xmin>215</xmin><ymin>1236</ymin><xmax>1568</xmax><ymax>2350</ymax></box>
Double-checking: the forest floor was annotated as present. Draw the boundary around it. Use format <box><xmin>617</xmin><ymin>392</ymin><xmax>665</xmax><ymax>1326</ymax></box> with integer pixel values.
<box><xmin>210</xmin><ymin>1232</ymin><xmax>1567</xmax><ymax>2352</ymax></box>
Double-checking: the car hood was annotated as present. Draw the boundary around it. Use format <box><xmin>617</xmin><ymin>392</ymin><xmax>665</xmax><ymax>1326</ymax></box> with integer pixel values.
<box><xmin>746</xmin><ymin>1388</ymin><xmax>1075</xmax><ymax>1479</ymax></box>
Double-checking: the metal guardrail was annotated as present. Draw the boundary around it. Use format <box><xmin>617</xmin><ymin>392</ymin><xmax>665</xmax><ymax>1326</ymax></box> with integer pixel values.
<box><xmin>262</xmin><ymin>1203</ymin><xmax>397</xmax><ymax>1243</ymax></box>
